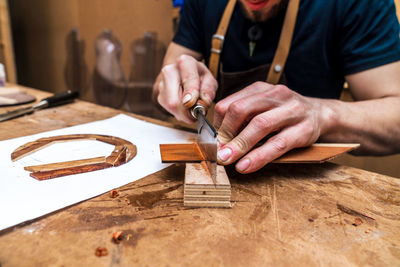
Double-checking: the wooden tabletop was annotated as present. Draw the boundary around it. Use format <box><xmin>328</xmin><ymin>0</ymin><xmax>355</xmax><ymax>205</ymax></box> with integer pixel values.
<box><xmin>0</xmin><ymin>85</ymin><xmax>399</xmax><ymax>266</ymax></box>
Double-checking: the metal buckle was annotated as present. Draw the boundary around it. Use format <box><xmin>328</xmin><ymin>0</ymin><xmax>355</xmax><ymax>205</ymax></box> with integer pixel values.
<box><xmin>211</xmin><ymin>34</ymin><xmax>225</xmax><ymax>54</ymax></box>
<box><xmin>211</xmin><ymin>48</ymin><xmax>221</xmax><ymax>54</ymax></box>
<box><xmin>213</xmin><ymin>34</ymin><xmax>225</xmax><ymax>41</ymax></box>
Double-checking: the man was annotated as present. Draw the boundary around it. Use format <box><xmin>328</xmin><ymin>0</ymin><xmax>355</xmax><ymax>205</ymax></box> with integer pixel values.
<box><xmin>153</xmin><ymin>0</ymin><xmax>400</xmax><ymax>174</ymax></box>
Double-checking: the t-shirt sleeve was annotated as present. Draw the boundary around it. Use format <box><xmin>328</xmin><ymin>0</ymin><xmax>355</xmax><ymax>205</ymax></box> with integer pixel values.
<box><xmin>338</xmin><ymin>0</ymin><xmax>400</xmax><ymax>75</ymax></box>
<box><xmin>172</xmin><ymin>0</ymin><xmax>205</xmax><ymax>55</ymax></box>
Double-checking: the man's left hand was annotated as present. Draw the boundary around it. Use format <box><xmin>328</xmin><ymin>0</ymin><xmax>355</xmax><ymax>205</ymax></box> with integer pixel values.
<box><xmin>214</xmin><ymin>82</ymin><xmax>334</xmax><ymax>173</ymax></box>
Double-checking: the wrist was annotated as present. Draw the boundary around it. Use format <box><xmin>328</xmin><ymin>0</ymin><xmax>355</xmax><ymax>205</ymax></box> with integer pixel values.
<box><xmin>314</xmin><ymin>98</ymin><xmax>341</xmax><ymax>139</ymax></box>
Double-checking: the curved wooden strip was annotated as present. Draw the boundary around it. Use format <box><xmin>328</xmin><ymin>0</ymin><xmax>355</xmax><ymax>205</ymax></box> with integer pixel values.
<box><xmin>30</xmin><ymin>162</ymin><xmax>113</xmax><ymax>181</ymax></box>
<box><xmin>24</xmin><ymin>156</ymin><xmax>106</xmax><ymax>172</ymax></box>
<box><xmin>11</xmin><ymin>134</ymin><xmax>137</xmax><ymax>180</ymax></box>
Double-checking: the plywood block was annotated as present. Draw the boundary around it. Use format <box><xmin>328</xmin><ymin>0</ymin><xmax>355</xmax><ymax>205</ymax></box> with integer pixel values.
<box><xmin>184</xmin><ymin>163</ymin><xmax>230</xmax><ymax>189</ymax></box>
<box><xmin>183</xmin><ymin>201</ymin><xmax>232</xmax><ymax>208</ymax></box>
<box><xmin>184</xmin><ymin>195</ymin><xmax>231</xmax><ymax>201</ymax></box>
<box><xmin>184</xmin><ymin>188</ymin><xmax>231</xmax><ymax>196</ymax></box>
<box><xmin>184</xmin><ymin>163</ymin><xmax>231</xmax><ymax>208</ymax></box>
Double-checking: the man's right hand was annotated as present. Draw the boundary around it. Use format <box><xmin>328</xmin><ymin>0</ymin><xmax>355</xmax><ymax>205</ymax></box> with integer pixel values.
<box><xmin>155</xmin><ymin>54</ymin><xmax>218</xmax><ymax>124</ymax></box>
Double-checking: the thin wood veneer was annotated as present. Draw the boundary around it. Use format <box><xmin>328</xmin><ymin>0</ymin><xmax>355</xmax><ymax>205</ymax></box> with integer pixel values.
<box><xmin>160</xmin><ymin>143</ymin><xmax>360</xmax><ymax>164</ymax></box>
<box><xmin>11</xmin><ymin>134</ymin><xmax>137</xmax><ymax>181</ymax></box>
<box><xmin>159</xmin><ymin>143</ymin><xmax>204</xmax><ymax>163</ymax></box>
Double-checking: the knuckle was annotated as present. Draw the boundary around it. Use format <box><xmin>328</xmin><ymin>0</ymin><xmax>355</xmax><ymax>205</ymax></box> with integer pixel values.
<box><xmin>252</xmin><ymin>151</ymin><xmax>268</xmax><ymax>168</ymax></box>
<box><xmin>289</xmin><ymin>99</ymin><xmax>304</xmax><ymax>114</ymax></box>
<box><xmin>177</xmin><ymin>54</ymin><xmax>188</xmax><ymax>63</ymax></box>
<box><xmin>227</xmin><ymin>101</ymin><xmax>245</xmax><ymax>120</ymax></box>
<box><xmin>164</xmin><ymin>99</ymin><xmax>178</xmax><ymax>112</ymax></box>
<box><xmin>252</xmin><ymin>114</ymin><xmax>272</xmax><ymax>131</ymax></box>
<box><xmin>218</xmin><ymin>128</ymin><xmax>235</xmax><ymax>144</ymax></box>
<box><xmin>234</xmin><ymin>136</ymin><xmax>251</xmax><ymax>152</ymax></box>
<box><xmin>253</xmin><ymin>81</ymin><xmax>265</xmax><ymax>88</ymax></box>
<box><xmin>299</xmin><ymin>121</ymin><xmax>318</xmax><ymax>144</ymax></box>
<box><xmin>275</xmin><ymin>84</ymin><xmax>289</xmax><ymax>92</ymax></box>
<box><xmin>177</xmin><ymin>54</ymin><xmax>195</xmax><ymax>66</ymax></box>
<box><xmin>214</xmin><ymin>102</ymin><xmax>228</xmax><ymax>117</ymax></box>
<box><xmin>161</xmin><ymin>64</ymin><xmax>175</xmax><ymax>74</ymax></box>
<box><xmin>272</xmin><ymin>84</ymin><xmax>290</xmax><ymax>97</ymax></box>
<box><xmin>198</xmin><ymin>60</ymin><xmax>207</xmax><ymax>69</ymax></box>
<box><xmin>270</xmin><ymin>136</ymin><xmax>288</xmax><ymax>153</ymax></box>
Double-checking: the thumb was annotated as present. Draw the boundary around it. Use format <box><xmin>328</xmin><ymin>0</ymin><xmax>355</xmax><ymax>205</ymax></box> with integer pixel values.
<box><xmin>217</xmin><ymin>125</ymin><xmax>235</xmax><ymax>147</ymax></box>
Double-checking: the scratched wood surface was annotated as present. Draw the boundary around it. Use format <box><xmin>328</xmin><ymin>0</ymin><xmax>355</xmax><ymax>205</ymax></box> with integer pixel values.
<box><xmin>0</xmin><ymin>85</ymin><xmax>400</xmax><ymax>266</ymax></box>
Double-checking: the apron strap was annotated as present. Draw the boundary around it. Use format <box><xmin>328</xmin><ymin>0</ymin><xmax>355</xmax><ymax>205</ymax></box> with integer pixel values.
<box><xmin>267</xmin><ymin>0</ymin><xmax>300</xmax><ymax>84</ymax></box>
<box><xmin>209</xmin><ymin>0</ymin><xmax>237</xmax><ymax>78</ymax></box>
<box><xmin>209</xmin><ymin>0</ymin><xmax>301</xmax><ymax>85</ymax></box>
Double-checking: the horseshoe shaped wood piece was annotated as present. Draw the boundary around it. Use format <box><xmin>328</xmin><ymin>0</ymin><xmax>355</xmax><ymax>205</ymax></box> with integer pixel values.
<box><xmin>11</xmin><ymin>134</ymin><xmax>137</xmax><ymax>181</ymax></box>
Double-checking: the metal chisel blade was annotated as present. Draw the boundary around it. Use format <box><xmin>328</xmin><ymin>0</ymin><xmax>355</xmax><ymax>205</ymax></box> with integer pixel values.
<box><xmin>0</xmin><ymin>107</ymin><xmax>34</xmax><ymax>122</ymax></box>
<box><xmin>197</xmin><ymin>112</ymin><xmax>218</xmax><ymax>183</ymax></box>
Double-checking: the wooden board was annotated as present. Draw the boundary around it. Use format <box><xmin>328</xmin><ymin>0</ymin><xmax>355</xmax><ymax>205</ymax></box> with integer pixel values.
<box><xmin>160</xmin><ymin>143</ymin><xmax>204</xmax><ymax>163</ymax></box>
<box><xmin>160</xmin><ymin>143</ymin><xmax>360</xmax><ymax>164</ymax></box>
<box><xmin>0</xmin><ymin>86</ymin><xmax>400</xmax><ymax>266</ymax></box>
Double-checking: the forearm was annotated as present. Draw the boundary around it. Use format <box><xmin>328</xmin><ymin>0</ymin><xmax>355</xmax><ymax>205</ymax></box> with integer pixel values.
<box><xmin>317</xmin><ymin>96</ymin><xmax>400</xmax><ymax>155</ymax></box>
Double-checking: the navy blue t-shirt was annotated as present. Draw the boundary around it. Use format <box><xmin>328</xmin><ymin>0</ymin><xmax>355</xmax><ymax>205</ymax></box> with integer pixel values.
<box><xmin>173</xmin><ymin>0</ymin><xmax>400</xmax><ymax>99</ymax></box>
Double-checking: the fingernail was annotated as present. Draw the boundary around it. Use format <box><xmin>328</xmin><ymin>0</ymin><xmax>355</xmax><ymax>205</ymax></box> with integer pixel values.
<box><xmin>236</xmin><ymin>158</ymin><xmax>250</xmax><ymax>172</ymax></box>
<box><xmin>182</xmin><ymin>94</ymin><xmax>192</xmax><ymax>104</ymax></box>
<box><xmin>218</xmin><ymin>147</ymin><xmax>232</xmax><ymax>162</ymax></box>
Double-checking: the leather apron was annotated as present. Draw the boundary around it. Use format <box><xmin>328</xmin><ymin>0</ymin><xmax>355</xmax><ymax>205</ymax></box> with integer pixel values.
<box><xmin>208</xmin><ymin>0</ymin><xmax>300</xmax><ymax>100</ymax></box>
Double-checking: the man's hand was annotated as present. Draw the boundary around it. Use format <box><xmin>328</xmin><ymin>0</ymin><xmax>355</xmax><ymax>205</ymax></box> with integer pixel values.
<box><xmin>214</xmin><ymin>82</ymin><xmax>335</xmax><ymax>173</ymax></box>
<box><xmin>156</xmin><ymin>54</ymin><xmax>218</xmax><ymax>124</ymax></box>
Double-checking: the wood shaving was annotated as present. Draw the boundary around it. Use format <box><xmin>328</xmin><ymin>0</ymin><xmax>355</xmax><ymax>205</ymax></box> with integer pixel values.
<box><xmin>95</xmin><ymin>247</ymin><xmax>108</xmax><ymax>257</ymax></box>
<box><xmin>112</xmin><ymin>231</ymin><xmax>124</xmax><ymax>244</ymax></box>
<box><xmin>110</xmin><ymin>190</ymin><xmax>119</xmax><ymax>198</ymax></box>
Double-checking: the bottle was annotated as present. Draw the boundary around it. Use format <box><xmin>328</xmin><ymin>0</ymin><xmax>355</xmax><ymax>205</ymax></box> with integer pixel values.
<box><xmin>64</xmin><ymin>28</ymin><xmax>89</xmax><ymax>97</ymax></box>
<box><xmin>0</xmin><ymin>63</ymin><xmax>6</xmax><ymax>87</ymax></box>
<box><xmin>125</xmin><ymin>32</ymin><xmax>166</xmax><ymax>117</ymax></box>
<box><xmin>92</xmin><ymin>29</ymin><xmax>127</xmax><ymax>108</ymax></box>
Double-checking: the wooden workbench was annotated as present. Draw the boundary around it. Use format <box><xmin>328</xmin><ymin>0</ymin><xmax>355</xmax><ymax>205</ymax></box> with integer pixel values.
<box><xmin>0</xmin><ymin>85</ymin><xmax>399</xmax><ymax>266</ymax></box>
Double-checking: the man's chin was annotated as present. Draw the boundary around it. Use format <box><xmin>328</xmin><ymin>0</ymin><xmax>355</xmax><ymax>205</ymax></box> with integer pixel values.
<box><xmin>239</xmin><ymin>0</ymin><xmax>288</xmax><ymax>22</ymax></box>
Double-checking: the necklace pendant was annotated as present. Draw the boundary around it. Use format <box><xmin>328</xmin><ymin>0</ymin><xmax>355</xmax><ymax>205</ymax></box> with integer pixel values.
<box><xmin>249</xmin><ymin>41</ymin><xmax>256</xmax><ymax>57</ymax></box>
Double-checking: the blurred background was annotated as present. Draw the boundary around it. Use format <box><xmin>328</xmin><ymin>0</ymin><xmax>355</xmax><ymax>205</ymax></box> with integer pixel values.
<box><xmin>8</xmin><ymin>0</ymin><xmax>183</xmax><ymax>118</ymax></box>
<box><xmin>1</xmin><ymin>0</ymin><xmax>400</xmax><ymax>178</ymax></box>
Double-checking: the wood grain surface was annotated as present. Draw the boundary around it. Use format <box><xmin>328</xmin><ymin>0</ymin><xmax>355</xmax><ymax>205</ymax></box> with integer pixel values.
<box><xmin>0</xmin><ymin>85</ymin><xmax>400</xmax><ymax>266</ymax></box>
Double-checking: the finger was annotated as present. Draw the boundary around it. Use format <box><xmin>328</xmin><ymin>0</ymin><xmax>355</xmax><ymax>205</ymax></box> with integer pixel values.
<box><xmin>214</xmin><ymin>82</ymin><xmax>275</xmax><ymax>129</ymax></box>
<box><xmin>198</xmin><ymin>63</ymin><xmax>218</xmax><ymax>107</ymax></box>
<box><xmin>235</xmin><ymin>121</ymin><xmax>317</xmax><ymax>173</ymax></box>
<box><xmin>177</xmin><ymin>55</ymin><xmax>200</xmax><ymax>108</ymax></box>
<box><xmin>159</xmin><ymin>64</ymin><xmax>194</xmax><ymax>123</ymax></box>
<box><xmin>159</xmin><ymin>64</ymin><xmax>181</xmax><ymax>114</ymax></box>
<box><xmin>217</xmin><ymin>107</ymin><xmax>298</xmax><ymax>165</ymax></box>
<box><xmin>217</xmin><ymin>91</ymin><xmax>280</xmax><ymax>146</ymax></box>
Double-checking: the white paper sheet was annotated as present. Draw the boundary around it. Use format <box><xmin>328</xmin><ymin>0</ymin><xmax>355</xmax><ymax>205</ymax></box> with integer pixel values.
<box><xmin>0</xmin><ymin>114</ymin><xmax>195</xmax><ymax>230</ymax></box>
